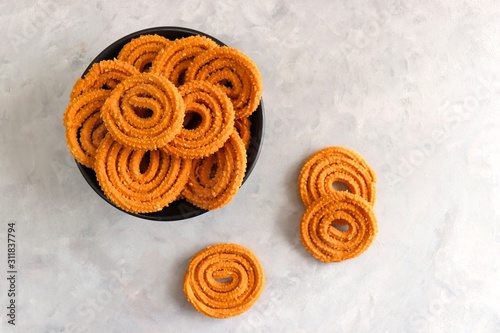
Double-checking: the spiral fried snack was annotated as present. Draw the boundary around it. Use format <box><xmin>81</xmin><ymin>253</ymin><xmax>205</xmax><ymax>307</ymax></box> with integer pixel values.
<box><xmin>162</xmin><ymin>81</ymin><xmax>235</xmax><ymax>159</ymax></box>
<box><xmin>298</xmin><ymin>147</ymin><xmax>376</xmax><ymax>207</ymax></box>
<box><xmin>234</xmin><ymin>117</ymin><xmax>252</xmax><ymax>149</ymax></box>
<box><xmin>94</xmin><ymin>134</ymin><xmax>191</xmax><ymax>213</ymax></box>
<box><xmin>100</xmin><ymin>73</ymin><xmax>185</xmax><ymax>150</ymax></box>
<box><xmin>300</xmin><ymin>192</ymin><xmax>377</xmax><ymax>262</ymax></box>
<box><xmin>184</xmin><ymin>243</ymin><xmax>265</xmax><ymax>318</ymax></box>
<box><xmin>185</xmin><ymin>47</ymin><xmax>263</xmax><ymax>119</ymax></box>
<box><xmin>182</xmin><ymin>132</ymin><xmax>247</xmax><ymax>210</ymax></box>
<box><xmin>117</xmin><ymin>34</ymin><xmax>170</xmax><ymax>72</ymax></box>
<box><xmin>70</xmin><ymin>60</ymin><xmax>139</xmax><ymax>100</ymax></box>
<box><xmin>151</xmin><ymin>35</ymin><xmax>219</xmax><ymax>86</ymax></box>
<box><xmin>64</xmin><ymin>90</ymin><xmax>111</xmax><ymax>168</ymax></box>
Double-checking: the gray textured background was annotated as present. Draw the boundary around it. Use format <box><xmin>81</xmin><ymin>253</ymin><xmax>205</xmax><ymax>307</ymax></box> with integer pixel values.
<box><xmin>1</xmin><ymin>0</ymin><xmax>499</xmax><ymax>332</ymax></box>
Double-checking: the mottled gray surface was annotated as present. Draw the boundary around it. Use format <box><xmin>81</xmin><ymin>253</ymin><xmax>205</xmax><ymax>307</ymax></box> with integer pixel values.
<box><xmin>1</xmin><ymin>0</ymin><xmax>499</xmax><ymax>332</ymax></box>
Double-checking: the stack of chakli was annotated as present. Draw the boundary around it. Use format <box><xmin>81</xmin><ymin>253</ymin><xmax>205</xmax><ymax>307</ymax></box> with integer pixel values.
<box><xmin>63</xmin><ymin>34</ymin><xmax>263</xmax><ymax>214</ymax></box>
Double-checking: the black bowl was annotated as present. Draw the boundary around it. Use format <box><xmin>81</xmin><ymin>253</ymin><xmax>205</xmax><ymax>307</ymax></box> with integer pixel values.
<box><xmin>75</xmin><ymin>26</ymin><xmax>264</xmax><ymax>221</ymax></box>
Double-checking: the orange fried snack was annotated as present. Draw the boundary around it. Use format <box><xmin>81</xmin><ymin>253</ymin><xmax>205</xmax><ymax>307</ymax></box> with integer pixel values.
<box><xmin>94</xmin><ymin>134</ymin><xmax>191</xmax><ymax>213</ymax></box>
<box><xmin>185</xmin><ymin>47</ymin><xmax>263</xmax><ymax>119</ymax></box>
<box><xmin>162</xmin><ymin>80</ymin><xmax>235</xmax><ymax>159</ymax></box>
<box><xmin>298</xmin><ymin>147</ymin><xmax>376</xmax><ymax>207</ymax></box>
<box><xmin>70</xmin><ymin>60</ymin><xmax>139</xmax><ymax>100</ymax></box>
<box><xmin>300</xmin><ymin>192</ymin><xmax>377</xmax><ymax>262</ymax></box>
<box><xmin>234</xmin><ymin>117</ymin><xmax>252</xmax><ymax>149</ymax></box>
<box><xmin>182</xmin><ymin>132</ymin><xmax>247</xmax><ymax>210</ymax></box>
<box><xmin>117</xmin><ymin>34</ymin><xmax>170</xmax><ymax>72</ymax></box>
<box><xmin>100</xmin><ymin>72</ymin><xmax>185</xmax><ymax>150</ymax></box>
<box><xmin>151</xmin><ymin>35</ymin><xmax>218</xmax><ymax>86</ymax></box>
<box><xmin>184</xmin><ymin>243</ymin><xmax>265</xmax><ymax>318</ymax></box>
<box><xmin>64</xmin><ymin>90</ymin><xmax>111</xmax><ymax>168</ymax></box>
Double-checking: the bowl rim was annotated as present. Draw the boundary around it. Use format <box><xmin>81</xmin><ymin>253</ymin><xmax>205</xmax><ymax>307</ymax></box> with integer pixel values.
<box><xmin>75</xmin><ymin>26</ymin><xmax>265</xmax><ymax>222</ymax></box>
